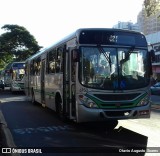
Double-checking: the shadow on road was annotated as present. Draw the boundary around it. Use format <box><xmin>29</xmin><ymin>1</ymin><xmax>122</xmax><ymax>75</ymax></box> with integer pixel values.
<box><xmin>0</xmin><ymin>91</ymin><xmax>148</xmax><ymax>156</ymax></box>
<box><xmin>64</xmin><ymin>122</ymin><xmax>148</xmax><ymax>155</ymax></box>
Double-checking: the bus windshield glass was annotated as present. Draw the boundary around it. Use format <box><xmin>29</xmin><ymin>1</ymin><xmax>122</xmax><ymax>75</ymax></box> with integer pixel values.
<box><xmin>79</xmin><ymin>47</ymin><xmax>149</xmax><ymax>90</ymax></box>
<box><xmin>12</xmin><ymin>63</ymin><xmax>25</xmax><ymax>81</ymax></box>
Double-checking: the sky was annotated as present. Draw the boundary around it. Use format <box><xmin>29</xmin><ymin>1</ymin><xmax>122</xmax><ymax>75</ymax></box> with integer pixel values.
<box><xmin>0</xmin><ymin>0</ymin><xmax>144</xmax><ymax>48</ymax></box>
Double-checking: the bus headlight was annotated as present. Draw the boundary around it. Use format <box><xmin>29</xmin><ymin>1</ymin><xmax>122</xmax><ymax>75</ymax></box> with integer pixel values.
<box><xmin>137</xmin><ymin>95</ymin><xmax>149</xmax><ymax>106</ymax></box>
<box><xmin>79</xmin><ymin>95</ymin><xmax>98</xmax><ymax>108</ymax></box>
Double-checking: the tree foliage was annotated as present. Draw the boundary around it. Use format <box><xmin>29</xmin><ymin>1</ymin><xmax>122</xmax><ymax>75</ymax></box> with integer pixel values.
<box><xmin>0</xmin><ymin>24</ymin><xmax>42</xmax><ymax>69</ymax></box>
<box><xmin>144</xmin><ymin>0</ymin><xmax>160</xmax><ymax>17</ymax></box>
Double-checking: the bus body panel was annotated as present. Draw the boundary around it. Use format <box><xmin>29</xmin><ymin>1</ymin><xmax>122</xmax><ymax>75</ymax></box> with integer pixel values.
<box><xmin>4</xmin><ymin>62</ymin><xmax>25</xmax><ymax>92</ymax></box>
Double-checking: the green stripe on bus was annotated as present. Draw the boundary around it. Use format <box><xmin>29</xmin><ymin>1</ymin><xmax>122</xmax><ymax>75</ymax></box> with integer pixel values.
<box><xmin>85</xmin><ymin>92</ymin><xmax>148</xmax><ymax>109</ymax></box>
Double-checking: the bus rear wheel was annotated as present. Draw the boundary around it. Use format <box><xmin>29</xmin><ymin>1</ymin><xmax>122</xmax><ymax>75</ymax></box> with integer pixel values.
<box><xmin>55</xmin><ymin>95</ymin><xmax>64</xmax><ymax>119</ymax></box>
<box><xmin>31</xmin><ymin>90</ymin><xmax>37</xmax><ymax>105</ymax></box>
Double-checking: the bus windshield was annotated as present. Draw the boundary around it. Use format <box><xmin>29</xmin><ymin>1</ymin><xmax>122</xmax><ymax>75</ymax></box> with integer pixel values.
<box><xmin>12</xmin><ymin>68</ymin><xmax>25</xmax><ymax>80</ymax></box>
<box><xmin>12</xmin><ymin>63</ymin><xmax>25</xmax><ymax>81</ymax></box>
<box><xmin>79</xmin><ymin>46</ymin><xmax>149</xmax><ymax>90</ymax></box>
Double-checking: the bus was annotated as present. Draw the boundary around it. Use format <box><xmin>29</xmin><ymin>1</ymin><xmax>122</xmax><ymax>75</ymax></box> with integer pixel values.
<box><xmin>4</xmin><ymin>62</ymin><xmax>25</xmax><ymax>92</ymax></box>
<box><xmin>24</xmin><ymin>28</ymin><xmax>152</xmax><ymax>127</ymax></box>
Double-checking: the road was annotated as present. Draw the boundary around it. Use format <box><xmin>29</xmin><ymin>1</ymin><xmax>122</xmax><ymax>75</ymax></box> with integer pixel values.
<box><xmin>0</xmin><ymin>91</ymin><xmax>160</xmax><ymax>156</ymax></box>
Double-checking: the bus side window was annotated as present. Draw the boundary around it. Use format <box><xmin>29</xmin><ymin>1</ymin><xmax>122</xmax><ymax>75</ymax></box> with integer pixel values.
<box><xmin>71</xmin><ymin>49</ymin><xmax>78</xmax><ymax>81</ymax></box>
<box><xmin>36</xmin><ymin>58</ymin><xmax>41</xmax><ymax>75</ymax></box>
<box><xmin>56</xmin><ymin>47</ymin><xmax>63</xmax><ymax>73</ymax></box>
<box><xmin>48</xmin><ymin>49</ymin><xmax>56</xmax><ymax>74</ymax></box>
<box><xmin>25</xmin><ymin>63</ymin><xmax>28</xmax><ymax>76</ymax></box>
<box><xmin>33</xmin><ymin>60</ymin><xmax>37</xmax><ymax>75</ymax></box>
<box><xmin>31</xmin><ymin>60</ymin><xmax>35</xmax><ymax>75</ymax></box>
<box><xmin>33</xmin><ymin>57</ymin><xmax>41</xmax><ymax>75</ymax></box>
<box><xmin>49</xmin><ymin>61</ymin><xmax>56</xmax><ymax>73</ymax></box>
<box><xmin>55</xmin><ymin>60</ymin><xmax>60</xmax><ymax>73</ymax></box>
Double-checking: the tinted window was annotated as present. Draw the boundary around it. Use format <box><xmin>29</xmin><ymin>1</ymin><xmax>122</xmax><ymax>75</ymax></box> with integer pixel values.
<box><xmin>12</xmin><ymin>63</ymin><xmax>25</xmax><ymax>68</ymax></box>
<box><xmin>79</xmin><ymin>30</ymin><xmax>147</xmax><ymax>47</ymax></box>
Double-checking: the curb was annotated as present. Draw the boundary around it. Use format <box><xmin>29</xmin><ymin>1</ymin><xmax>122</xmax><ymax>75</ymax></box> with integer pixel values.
<box><xmin>0</xmin><ymin>111</ymin><xmax>20</xmax><ymax>156</ymax></box>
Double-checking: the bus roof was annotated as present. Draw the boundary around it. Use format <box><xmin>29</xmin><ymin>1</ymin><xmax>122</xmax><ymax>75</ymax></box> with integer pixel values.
<box><xmin>25</xmin><ymin>28</ymin><xmax>145</xmax><ymax>62</ymax></box>
<box><xmin>4</xmin><ymin>62</ymin><xmax>25</xmax><ymax>70</ymax></box>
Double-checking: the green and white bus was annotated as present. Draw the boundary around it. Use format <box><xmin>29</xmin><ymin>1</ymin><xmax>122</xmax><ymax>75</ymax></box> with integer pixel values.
<box><xmin>4</xmin><ymin>62</ymin><xmax>25</xmax><ymax>92</ymax></box>
<box><xmin>24</xmin><ymin>28</ymin><xmax>152</xmax><ymax>126</ymax></box>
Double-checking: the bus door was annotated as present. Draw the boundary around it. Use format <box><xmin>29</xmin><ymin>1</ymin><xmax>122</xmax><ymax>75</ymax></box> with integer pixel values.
<box><xmin>63</xmin><ymin>47</ymin><xmax>76</xmax><ymax>120</ymax></box>
<box><xmin>41</xmin><ymin>59</ymin><xmax>45</xmax><ymax>106</ymax></box>
<box><xmin>25</xmin><ymin>61</ymin><xmax>30</xmax><ymax>96</ymax></box>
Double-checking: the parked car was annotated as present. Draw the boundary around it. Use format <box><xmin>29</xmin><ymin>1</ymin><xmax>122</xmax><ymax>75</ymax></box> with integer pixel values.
<box><xmin>150</xmin><ymin>82</ymin><xmax>160</xmax><ymax>95</ymax></box>
<box><xmin>0</xmin><ymin>80</ymin><xmax>5</xmax><ymax>90</ymax></box>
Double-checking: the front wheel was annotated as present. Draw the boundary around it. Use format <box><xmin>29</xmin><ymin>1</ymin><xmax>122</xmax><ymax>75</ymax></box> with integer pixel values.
<box><xmin>31</xmin><ymin>90</ymin><xmax>37</xmax><ymax>105</ymax></box>
<box><xmin>56</xmin><ymin>98</ymin><xmax>63</xmax><ymax>118</ymax></box>
<box><xmin>55</xmin><ymin>95</ymin><xmax>66</xmax><ymax>121</ymax></box>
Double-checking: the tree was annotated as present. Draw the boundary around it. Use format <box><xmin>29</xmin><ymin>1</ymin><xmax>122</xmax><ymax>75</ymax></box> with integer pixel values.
<box><xmin>0</xmin><ymin>24</ymin><xmax>42</xmax><ymax>69</ymax></box>
<box><xmin>144</xmin><ymin>0</ymin><xmax>160</xmax><ymax>17</ymax></box>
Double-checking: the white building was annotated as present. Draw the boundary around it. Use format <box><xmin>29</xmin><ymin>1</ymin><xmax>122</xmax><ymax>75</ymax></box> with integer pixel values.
<box><xmin>113</xmin><ymin>21</ymin><xmax>140</xmax><ymax>32</ymax></box>
<box><xmin>137</xmin><ymin>8</ymin><xmax>160</xmax><ymax>35</ymax></box>
<box><xmin>146</xmin><ymin>32</ymin><xmax>160</xmax><ymax>80</ymax></box>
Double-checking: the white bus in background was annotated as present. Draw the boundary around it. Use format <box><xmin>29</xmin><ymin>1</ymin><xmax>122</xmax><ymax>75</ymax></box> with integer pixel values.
<box><xmin>4</xmin><ymin>62</ymin><xmax>25</xmax><ymax>92</ymax></box>
<box><xmin>24</xmin><ymin>28</ymin><xmax>153</xmax><ymax>129</ymax></box>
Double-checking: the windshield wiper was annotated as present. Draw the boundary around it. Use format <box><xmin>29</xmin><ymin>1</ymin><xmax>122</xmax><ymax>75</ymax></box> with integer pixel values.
<box><xmin>97</xmin><ymin>46</ymin><xmax>112</xmax><ymax>70</ymax></box>
<box><xmin>120</xmin><ymin>46</ymin><xmax>135</xmax><ymax>65</ymax></box>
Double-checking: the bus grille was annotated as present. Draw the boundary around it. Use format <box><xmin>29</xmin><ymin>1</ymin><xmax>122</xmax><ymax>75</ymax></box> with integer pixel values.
<box><xmin>100</xmin><ymin>103</ymin><xmax>134</xmax><ymax>107</ymax></box>
<box><xmin>93</xmin><ymin>93</ymin><xmax>140</xmax><ymax>101</ymax></box>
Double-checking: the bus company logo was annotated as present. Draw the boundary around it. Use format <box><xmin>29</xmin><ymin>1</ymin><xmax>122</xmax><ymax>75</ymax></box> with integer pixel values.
<box><xmin>2</xmin><ymin>148</ymin><xmax>11</xmax><ymax>153</ymax></box>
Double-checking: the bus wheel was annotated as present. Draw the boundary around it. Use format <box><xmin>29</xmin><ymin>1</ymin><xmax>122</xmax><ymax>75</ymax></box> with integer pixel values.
<box><xmin>31</xmin><ymin>90</ymin><xmax>37</xmax><ymax>105</ymax></box>
<box><xmin>55</xmin><ymin>95</ymin><xmax>63</xmax><ymax>119</ymax></box>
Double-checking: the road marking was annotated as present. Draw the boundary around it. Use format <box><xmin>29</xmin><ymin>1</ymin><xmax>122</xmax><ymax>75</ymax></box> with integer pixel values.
<box><xmin>13</xmin><ymin>125</ymin><xmax>75</xmax><ymax>135</ymax></box>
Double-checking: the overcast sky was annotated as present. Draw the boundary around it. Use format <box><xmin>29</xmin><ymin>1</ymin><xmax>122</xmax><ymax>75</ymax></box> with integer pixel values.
<box><xmin>0</xmin><ymin>0</ymin><xmax>144</xmax><ymax>47</ymax></box>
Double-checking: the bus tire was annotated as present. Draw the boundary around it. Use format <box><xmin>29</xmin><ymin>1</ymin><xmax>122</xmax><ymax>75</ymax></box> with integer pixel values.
<box><xmin>31</xmin><ymin>89</ymin><xmax>37</xmax><ymax>105</ymax></box>
<box><xmin>55</xmin><ymin>94</ymin><xmax>63</xmax><ymax>119</ymax></box>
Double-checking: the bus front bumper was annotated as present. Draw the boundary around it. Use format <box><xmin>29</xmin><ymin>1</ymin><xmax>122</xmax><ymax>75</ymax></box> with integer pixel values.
<box><xmin>77</xmin><ymin>103</ymin><xmax>151</xmax><ymax>123</ymax></box>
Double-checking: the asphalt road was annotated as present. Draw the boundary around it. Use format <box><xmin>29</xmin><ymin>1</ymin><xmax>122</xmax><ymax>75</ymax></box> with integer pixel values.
<box><xmin>0</xmin><ymin>91</ymin><xmax>160</xmax><ymax>156</ymax></box>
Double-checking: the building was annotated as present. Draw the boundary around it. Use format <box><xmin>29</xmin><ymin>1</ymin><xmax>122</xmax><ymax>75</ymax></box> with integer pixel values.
<box><xmin>136</xmin><ymin>2</ymin><xmax>160</xmax><ymax>81</ymax></box>
<box><xmin>137</xmin><ymin>9</ymin><xmax>160</xmax><ymax>35</ymax></box>
<box><xmin>113</xmin><ymin>21</ymin><xmax>140</xmax><ymax>32</ymax></box>
<box><xmin>146</xmin><ymin>32</ymin><xmax>160</xmax><ymax>81</ymax></box>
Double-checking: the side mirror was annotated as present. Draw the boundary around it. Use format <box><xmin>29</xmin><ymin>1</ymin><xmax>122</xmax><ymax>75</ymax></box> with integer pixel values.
<box><xmin>148</xmin><ymin>50</ymin><xmax>155</xmax><ymax>75</ymax></box>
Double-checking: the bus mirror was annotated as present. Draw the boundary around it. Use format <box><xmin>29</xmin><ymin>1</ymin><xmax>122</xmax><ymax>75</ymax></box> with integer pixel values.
<box><xmin>72</xmin><ymin>49</ymin><xmax>79</xmax><ymax>62</ymax></box>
